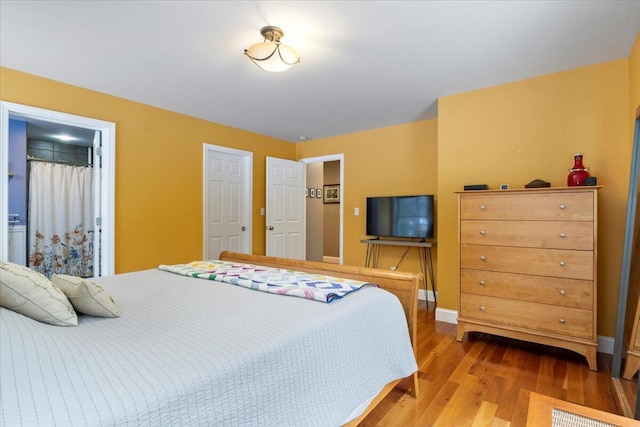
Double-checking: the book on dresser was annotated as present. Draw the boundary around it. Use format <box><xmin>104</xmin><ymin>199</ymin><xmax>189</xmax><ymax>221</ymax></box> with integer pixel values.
<box><xmin>456</xmin><ymin>186</ymin><xmax>601</xmax><ymax>371</ymax></box>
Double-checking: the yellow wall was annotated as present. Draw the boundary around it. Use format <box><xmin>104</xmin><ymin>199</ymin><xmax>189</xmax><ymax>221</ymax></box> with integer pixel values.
<box><xmin>296</xmin><ymin>119</ymin><xmax>438</xmax><ymax>279</ymax></box>
<box><xmin>438</xmin><ymin>59</ymin><xmax>630</xmax><ymax>337</ymax></box>
<box><xmin>631</xmin><ymin>32</ymin><xmax>640</xmax><ymax>127</ymax></box>
<box><xmin>0</xmin><ymin>67</ymin><xmax>296</xmax><ymax>273</ymax></box>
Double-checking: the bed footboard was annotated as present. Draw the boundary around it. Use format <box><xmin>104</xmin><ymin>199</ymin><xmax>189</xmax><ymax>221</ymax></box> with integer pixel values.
<box><xmin>218</xmin><ymin>251</ymin><xmax>421</xmax><ymax>407</ymax></box>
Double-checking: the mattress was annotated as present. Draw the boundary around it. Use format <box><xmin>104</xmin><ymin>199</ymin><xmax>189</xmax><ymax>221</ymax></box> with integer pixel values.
<box><xmin>0</xmin><ymin>268</ymin><xmax>417</xmax><ymax>426</ymax></box>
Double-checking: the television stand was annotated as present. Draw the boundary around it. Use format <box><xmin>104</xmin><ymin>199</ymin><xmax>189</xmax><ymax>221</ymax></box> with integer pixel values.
<box><xmin>360</xmin><ymin>238</ymin><xmax>437</xmax><ymax>307</ymax></box>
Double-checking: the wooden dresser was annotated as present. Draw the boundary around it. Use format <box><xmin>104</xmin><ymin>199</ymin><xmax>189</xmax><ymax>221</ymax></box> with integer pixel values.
<box><xmin>456</xmin><ymin>187</ymin><xmax>600</xmax><ymax>370</ymax></box>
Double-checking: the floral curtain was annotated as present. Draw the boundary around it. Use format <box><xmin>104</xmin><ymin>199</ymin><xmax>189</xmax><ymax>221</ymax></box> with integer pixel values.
<box><xmin>29</xmin><ymin>162</ymin><xmax>94</xmax><ymax>278</ymax></box>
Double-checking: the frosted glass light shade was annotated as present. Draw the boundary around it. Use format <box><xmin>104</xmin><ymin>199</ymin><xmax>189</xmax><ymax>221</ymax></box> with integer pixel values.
<box><xmin>245</xmin><ymin>41</ymin><xmax>300</xmax><ymax>72</ymax></box>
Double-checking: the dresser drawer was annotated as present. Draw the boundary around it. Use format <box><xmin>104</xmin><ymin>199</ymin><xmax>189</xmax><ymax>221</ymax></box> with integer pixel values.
<box><xmin>460</xmin><ymin>293</ymin><xmax>593</xmax><ymax>339</ymax></box>
<box><xmin>460</xmin><ymin>192</ymin><xmax>594</xmax><ymax>221</ymax></box>
<box><xmin>461</xmin><ymin>244</ymin><xmax>593</xmax><ymax>280</ymax></box>
<box><xmin>460</xmin><ymin>269</ymin><xmax>593</xmax><ymax>309</ymax></box>
<box><xmin>460</xmin><ymin>220</ymin><xmax>593</xmax><ymax>250</ymax></box>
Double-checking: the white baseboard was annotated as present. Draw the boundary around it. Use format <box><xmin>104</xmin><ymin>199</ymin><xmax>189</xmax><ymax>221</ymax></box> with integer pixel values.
<box><xmin>420</xmin><ymin>290</ymin><xmax>457</xmax><ymax>323</ymax></box>
<box><xmin>418</xmin><ymin>289</ymin><xmax>435</xmax><ymax>302</ymax></box>
<box><xmin>430</xmin><ymin>307</ymin><xmax>615</xmax><ymax>355</ymax></box>
<box><xmin>435</xmin><ymin>308</ymin><xmax>458</xmax><ymax>324</ymax></box>
<box><xmin>598</xmin><ymin>335</ymin><xmax>614</xmax><ymax>355</ymax></box>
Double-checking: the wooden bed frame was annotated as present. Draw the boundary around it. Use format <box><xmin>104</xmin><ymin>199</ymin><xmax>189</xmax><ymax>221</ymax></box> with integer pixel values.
<box><xmin>218</xmin><ymin>252</ymin><xmax>421</xmax><ymax>425</ymax></box>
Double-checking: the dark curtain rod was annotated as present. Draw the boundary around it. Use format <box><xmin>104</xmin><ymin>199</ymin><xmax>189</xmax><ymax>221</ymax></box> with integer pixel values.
<box><xmin>26</xmin><ymin>155</ymin><xmax>93</xmax><ymax>167</ymax></box>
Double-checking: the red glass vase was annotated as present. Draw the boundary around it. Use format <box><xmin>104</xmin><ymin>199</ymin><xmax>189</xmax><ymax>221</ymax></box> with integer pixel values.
<box><xmin>567</xmin><ymin>153</ymin><xmax>590</xmax><ymax>186</ymax></box>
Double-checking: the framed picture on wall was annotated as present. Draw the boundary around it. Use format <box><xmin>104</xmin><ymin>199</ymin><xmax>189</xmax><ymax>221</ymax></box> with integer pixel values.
<box><xmin>309</xmin><ymin>188</ymin><xmax>315</xmax><ymax>198</ymax></box>
<box><xmin>324</xmin><ymin>184</ymin><xmax>340</xmax><ymax>203</ymax></box>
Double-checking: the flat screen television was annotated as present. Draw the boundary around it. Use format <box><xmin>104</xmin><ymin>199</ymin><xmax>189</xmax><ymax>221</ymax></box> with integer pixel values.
<box><xmin>366</xmin><ymin>195</ymin><xmax>434</xmax><ymax>239</ymax></box>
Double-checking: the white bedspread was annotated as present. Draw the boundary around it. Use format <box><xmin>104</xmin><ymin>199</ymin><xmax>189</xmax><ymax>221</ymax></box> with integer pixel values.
<box><xmin>0</xmin><ymin>268</ymin><xmax>417</xmax><ymax>427</ymax></box>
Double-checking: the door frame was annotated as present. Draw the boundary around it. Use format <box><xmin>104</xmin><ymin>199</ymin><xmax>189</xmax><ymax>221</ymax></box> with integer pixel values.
<box><xmin>202</xmin><ymin>143</ymin><xmax>253</xmax><ymax>258</ymax></box>
<box><xmin>0</xmin><ymin>101</ymin><xmax>116</xmax><ymax>275</ymax></box>
<box><xmin>300</xmin><ymin>153</ymin><xmax>344</xmax><ymax>265</ymax></box>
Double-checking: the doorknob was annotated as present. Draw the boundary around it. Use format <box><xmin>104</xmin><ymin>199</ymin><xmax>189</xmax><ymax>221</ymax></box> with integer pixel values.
<box><xmin>268</xmin><ymin>226</ymin><xmax>274</xmax><ymax>230</ymax></box>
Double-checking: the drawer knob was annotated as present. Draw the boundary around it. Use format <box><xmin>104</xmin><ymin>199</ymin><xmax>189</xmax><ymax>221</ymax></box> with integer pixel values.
<box><xmin>559</xmin><ymin>204</ymin><xmax>566</xmax><ymax>209</ymax></box>
<box><xmin>560</xmin><ymin>290</ymin><xmax>566</xmax><ymax>295</ymax></box>
<box><xmin>479</xmin><ymin>280</ymin><xmax>486</xmax><ymax>286</ymax></box>
<box><xmin>559</xmin><ymin>232</ymin><xmax>566</xmax><ymax>238</ymax></box>
<box><xmin>480</xmin><ymin>255</ymin><xmax>486</xmax><ymax>261</ymax></box>
<box><xmin>480</xmin><ymin>205</ymin><xmax>486</xmax><ymax>210</ymax></box>
<box><xmin>559</xmin><ymin>318</ymin><xmax>566</xmax><ymax>324</ymax></box>
<box><xmin>480</xmin><ymin>230</ymin><xmax>486</xmax><ymax>235</ymax></box>
<box><xmin>559</xmin><ymin>261</ymin><xmax>566</xmax><ymax>266</ymax></box>
<box><xmin>480</xmin><ymin>306</ymin><xmax>485</xmax><ymax>312</ymax></box>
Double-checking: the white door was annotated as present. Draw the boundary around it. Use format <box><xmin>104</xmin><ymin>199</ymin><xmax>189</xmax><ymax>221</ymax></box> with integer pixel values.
<box><xmin>265</xmin><ymin>157</ymin><xmax>305</xmax><ymax>259</ymax></box>
<box><xmin>203</xmin><ymin>144</ymin><xmax>252</xmax><ymax>259</ymax></box>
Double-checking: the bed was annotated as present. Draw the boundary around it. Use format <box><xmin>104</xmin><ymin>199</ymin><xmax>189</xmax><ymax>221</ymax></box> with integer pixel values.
<box><xmin>0</xmin><ymin>252</ymin><xmax>420</xmax><ymax>426</ymax></box>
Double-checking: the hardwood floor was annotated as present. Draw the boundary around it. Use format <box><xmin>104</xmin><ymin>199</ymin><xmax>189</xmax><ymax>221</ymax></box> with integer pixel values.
<box><xmin>358</xmin><ymin>300</ymin><xmax>627</xmax><ymax>426</ymax></box>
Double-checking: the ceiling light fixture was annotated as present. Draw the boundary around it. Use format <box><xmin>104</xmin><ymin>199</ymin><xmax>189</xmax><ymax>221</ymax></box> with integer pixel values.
<box><xmin>244</xmin><ymin>26</ymin><xmax>300</xmax><ymax>72</ymax></box>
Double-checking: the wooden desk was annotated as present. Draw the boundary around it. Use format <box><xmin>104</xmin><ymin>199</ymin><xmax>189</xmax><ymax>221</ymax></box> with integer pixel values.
<box><xmin>361</xmin><ymin>238</ymin><xmax>436</xmax><ymax>306</ymax></box>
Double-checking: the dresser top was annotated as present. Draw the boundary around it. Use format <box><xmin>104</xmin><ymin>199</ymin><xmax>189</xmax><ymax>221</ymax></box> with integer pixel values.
<box><xmin>455</xmin><ymin>186</ymin><xmax>602</xmax><ymax>195</ymax></box>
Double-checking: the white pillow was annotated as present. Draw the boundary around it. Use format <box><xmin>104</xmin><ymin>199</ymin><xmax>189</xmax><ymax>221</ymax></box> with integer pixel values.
<box><xmin>0</xmin><ymin>261</ymin><xmax>78</xmax><ymax>326</ymax></box>
<box><xmin>53</xmin><ymin>274</ymin><xmax>120</xmax><ymax>318</ymax></box>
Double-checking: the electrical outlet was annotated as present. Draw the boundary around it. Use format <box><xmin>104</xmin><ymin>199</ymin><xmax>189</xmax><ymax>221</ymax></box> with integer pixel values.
<box><xmin>390</xmin><ymin>266</ymin><xmax>397</xmax><ymax>271</ymax></box>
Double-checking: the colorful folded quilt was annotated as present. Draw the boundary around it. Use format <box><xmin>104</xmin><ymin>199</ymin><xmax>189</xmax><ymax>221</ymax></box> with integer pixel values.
<box><xmin>158</xmin><ymin>260</ymin><xmax>372</xmax><ymax>303</ymax></box>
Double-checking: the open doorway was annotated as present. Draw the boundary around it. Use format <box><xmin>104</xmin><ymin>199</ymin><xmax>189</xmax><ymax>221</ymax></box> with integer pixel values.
<box><xmin>300</xmin><ymin>154</ymin><xmax>344</xmax><ymax>265</ymax></box>
<box><xmin>0</xmin><ymin>102</ymin><xmax>116</xmax><ymax>276</ymax></box>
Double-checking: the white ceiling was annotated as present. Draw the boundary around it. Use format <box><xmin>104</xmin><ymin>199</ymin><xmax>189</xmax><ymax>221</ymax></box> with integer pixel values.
<box><xmin>1</xmin><ymin>1</ymin><xmax>639</xmax><ymax>143</ymax></box>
